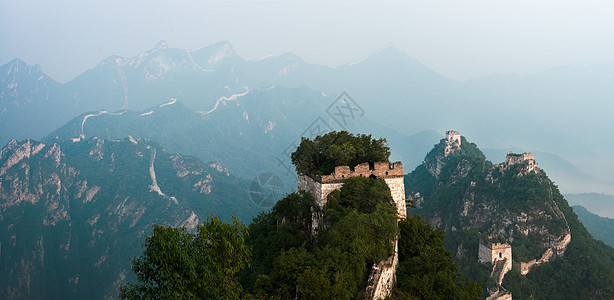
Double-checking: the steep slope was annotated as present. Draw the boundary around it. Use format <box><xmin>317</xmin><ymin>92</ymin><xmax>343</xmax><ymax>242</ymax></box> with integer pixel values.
<box><xmin>572</xmin><ymin>205</ymin><xmax>614</xmax><ymax>248</ymax></box>
<box><xmin>405</xmin><ymin>131</ymin><xmax>614</xmax><ymax>298</ymax></box>
<box><xmin>0</xmin><ymin>138</ymin><xmax>259</xmax><ymax>299</ymax></box>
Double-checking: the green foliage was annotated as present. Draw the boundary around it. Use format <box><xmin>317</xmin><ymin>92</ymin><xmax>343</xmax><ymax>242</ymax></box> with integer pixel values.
<box><xmin>239</xmin><ymin>191</ymin><xmax>314</xmax><ymax>290</ymax></box>
<box><xmin>404</xmin><ymin>165</ymin><xmax>438</xmax><ymax>200</ymax></box>
<box><xmin>119</xmin><ymin>215</ymin><xmax>250</xmax><ymax>300</ymax></box>
<box><xmin>325</xmin><ymin>176</ymin><xmax>393</xmax><ymax>215</ymax></box>
<box><xmin>503</xmin><ymin>187</ymin><xmax>614</xmax><ymax>299</ymax></box>
<box><xmin>406</xmin><ymin>135</ymin><xmax>614</xmax><ymax>298</ymax></box>
<box><xmin>291</xmin><ymin>131</ymin><xmax>390</xmax><ymax>175</ymax></box>
<box><xmin>390</xmin><ymin>214</ymin><xmax>483</xmax><ymax>299</ymax></box>
<box><xmin>572</xmin><ymin>205</ymin><xmax>614</xmax><ymax>248</ymax></box>
<box><xmin>242</xmin><ymin>176</ymin><xmax>398</xmax><ymax>299</ymax></box>
<box><xmin>0</xmin><ymin>138</ymin><xmax>260</xmax><ymax>300</ymax></box>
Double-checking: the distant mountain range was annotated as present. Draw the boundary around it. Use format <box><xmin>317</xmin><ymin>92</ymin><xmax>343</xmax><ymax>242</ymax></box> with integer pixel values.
<box><xmin>566</xmin><ymin>193</ymin><xmax>614</xmax><ymax>218</ymax></box>
<box><xmin>2</xmin><ymin>40</ymin><xmax>613</xmax><ymax>194</ymax></box>
<box><xmin>42</xmin><ymin>87</ymin><xmax>440</xmax><ymax>189</ymax></box>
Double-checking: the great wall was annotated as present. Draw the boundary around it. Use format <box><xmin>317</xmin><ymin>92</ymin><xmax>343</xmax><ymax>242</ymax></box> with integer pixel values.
<box><xmin>297</xmin><ymin>130</ymin><xmax>572</xmax><ymax>299</ymax></box>
<box><xmin>298</xmin><ymin>161</ymin><xmax>406</xmax><ymax>300</ymax></box>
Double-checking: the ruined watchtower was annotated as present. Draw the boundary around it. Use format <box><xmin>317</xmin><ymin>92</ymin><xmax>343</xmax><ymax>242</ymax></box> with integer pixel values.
<box><xmin>505</xmin><ymin>151</ymin><xmax>537</xmax><ymax>173</ymax></box>
<box><xmin>297</xmin><ymin>161</ymin><xmax>406</xmax><ymax>219</ymax></box>
<box><xmin>479</xmin><ymin>242</ymin><xmax>512</xmax><ymax>267</ymax></box>
<box><xmin>479</xmin><ymin>242</ymin><xmax>513</xmax><ymax>299</ymax></box>
<box><xmin>444</xmin><ymin>130</ymin><xmax>462</xmax><ymax>157</ymax></box>
<box><xmin>445</xmin><ymin>130</ymin><xmax>461</xmax><ymax>145</ymax></box>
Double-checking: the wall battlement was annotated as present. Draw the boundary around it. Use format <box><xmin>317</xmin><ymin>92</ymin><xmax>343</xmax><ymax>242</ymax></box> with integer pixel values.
<box><xmin>304</xmin><ymin>161</ymin><xmax>404</xmax><ymax>184</ymax></box>
<box><xmin>298</xmin><ymin>161</ymin><xmax>406</xmax><ymax>219</ymax></box>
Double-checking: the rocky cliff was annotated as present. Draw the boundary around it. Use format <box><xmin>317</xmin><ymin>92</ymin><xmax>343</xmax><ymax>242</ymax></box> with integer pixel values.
<box><xmin>0</xmin><ymin>138</ymin><xmax>258</xmax><ymax>299</ymax></box>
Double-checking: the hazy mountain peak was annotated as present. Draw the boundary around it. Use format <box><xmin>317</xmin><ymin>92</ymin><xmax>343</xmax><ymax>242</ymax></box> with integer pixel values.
<box><xmin>193</xmin><ymin>40</ymin><xmax>233</xmax><ymax>52</ymax></box>
<box><xmin>345</xmin><ymin>44</ymin><xmax>403</xmax><ymax>66</ymax></box>
<box><xmin>368</xmin><ymin>44</ymin><xmax>410</xmax><ymax>61</ymax></box>
<box><xmin>190</xmin><ymin>40</ymin><xmax>238</xmax><ymax>67</ymax></box>
<box><xmin>4</xmin><ymin>58</ymin><xmax>26</xmax><ymax>69</ymax></box>
<box><xmin>154</xmin><ymin>40</ymin><xmax>169</xmax><ymax>50</ymax></box>
<box><xmin>207</xmin><ymin>41</ymin><xmax>235</xmax><ymax>64</ymax></box>
<box><xmin>277</xmin><ymin>52</ymin><xmax>303</xmax><ymax>62</ymax></box>
<box><xmin>1</xmin><ymin>58</ymin><xmax>45</xmax><ymax>79</ymax></box>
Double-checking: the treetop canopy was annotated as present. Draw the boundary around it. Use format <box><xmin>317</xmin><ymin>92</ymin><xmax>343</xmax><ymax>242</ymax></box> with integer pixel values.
<box><xmin>291</xmin><ymin>131</ymin><xmax>391</xmax><ymax>176</ymax></box>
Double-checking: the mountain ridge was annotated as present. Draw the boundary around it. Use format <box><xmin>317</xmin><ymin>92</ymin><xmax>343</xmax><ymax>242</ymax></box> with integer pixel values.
<box><xmin>0</xmin><ymin>137</ymin><xmax>260</xmax><ymax>299</ymax></box>
<box><xmin>405</xmin><ymin>132</ymin><xmax>614</xmax><ymax>298</ymax></box>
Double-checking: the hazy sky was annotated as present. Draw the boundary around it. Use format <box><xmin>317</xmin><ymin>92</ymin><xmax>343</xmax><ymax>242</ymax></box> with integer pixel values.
<box><xmin>2</xmin><ymin>0</ymin><xmax>614</xmax><ymax>82</ymax></box>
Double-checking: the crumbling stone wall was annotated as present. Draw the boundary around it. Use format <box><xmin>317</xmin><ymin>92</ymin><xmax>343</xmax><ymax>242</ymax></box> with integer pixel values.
<box><xmin>505</xmin><ymin>151</ymin><xmax>536</xmax><ymax>172</ymax></box>
<box><xmin>297</xmin><ymin>175</ymin><xmax>343</xmax><ymax>208</ymax></box>
<box><xmin>365</xmin><ymin>239</ymin><xmax>399</xmax><ymax>300</ymax></box>
<box><xmin>515</xmin><ymin>231</ymin><xmax>571</xmax><ymax>275</ymax></box>
<box><xmin>384</xmin><ymin>177</ymin><xmax>406</xmax><ymax>220</ymax></box>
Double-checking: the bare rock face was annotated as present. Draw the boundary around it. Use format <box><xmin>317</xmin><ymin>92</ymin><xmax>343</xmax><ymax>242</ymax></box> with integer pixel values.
<box><xmin>0</xmin><ymin>138</ymin><xmax>257</xmax><ymax>299</ymax></box>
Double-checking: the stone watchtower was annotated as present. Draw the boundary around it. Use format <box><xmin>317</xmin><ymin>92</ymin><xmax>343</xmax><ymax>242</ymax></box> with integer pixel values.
<box><xmin>297</xmin><ymin>161</ymin><xmax>406</xmax><ymax>219</ymax></box>
<box><xmin>444</xmin><ymin>130</ymin><xmax>461</xmax><ymax>157</ymax></box>
<box><xmin>479</xmin><ymin>242</ymin><xmax>513</xmax><ymax>300</ymax></box>
<box><xmin>504</xmin><ymin>151</ymin><xmax>537</xmax><ymax>173</ymax></box>
<box><xmin>297</xmin><ymin>161</ymin><xmax>406</xmax><ymax>300</ymax></box>
<box><xmin>445</xmin><ymin>130</ymin><xmax>461</xmax><ymax>145</ymax></box>
<box><xmin>479</xmin><ymin>242</ymin><xmax>512</xmax><ymax>268</ymax></box>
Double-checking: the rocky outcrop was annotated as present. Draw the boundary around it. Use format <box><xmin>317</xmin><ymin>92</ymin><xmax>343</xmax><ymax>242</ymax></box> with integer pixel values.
<box><xmin>0</xmin><ymin>138</ymin><xmax>256</xmax><ymax>299</ymax></box>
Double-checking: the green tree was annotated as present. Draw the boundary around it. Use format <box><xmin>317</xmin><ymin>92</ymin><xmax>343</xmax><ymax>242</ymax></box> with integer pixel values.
<box><xmin>291</xmin><ymin>131</ymin><xmax>390</xmax><ymax>175</ymax></box>
<box><xmin>391</xmin><ymin>214</ymin><xmax>483</xmax><ymax>299</ymax></box>
<box><xmin>325</xmin><ymin>176</ymin><xmax>393</xmax><ymax>215</ymax></box>
<box><xmin>241</xmin><ymin>176</ymin><xmax>398</xmax><ymax>299</ymax></box>
<box><xmin>119</xmin><ymin>215</ymin><xmax>250</xmax><ymax>300</ymax></box>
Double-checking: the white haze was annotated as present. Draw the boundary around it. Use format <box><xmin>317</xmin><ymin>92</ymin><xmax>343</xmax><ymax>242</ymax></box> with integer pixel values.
<box><xmin>2</xmin><ymin>0</ymin><xmax>614</xmax><ymax>82</ymax></box>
